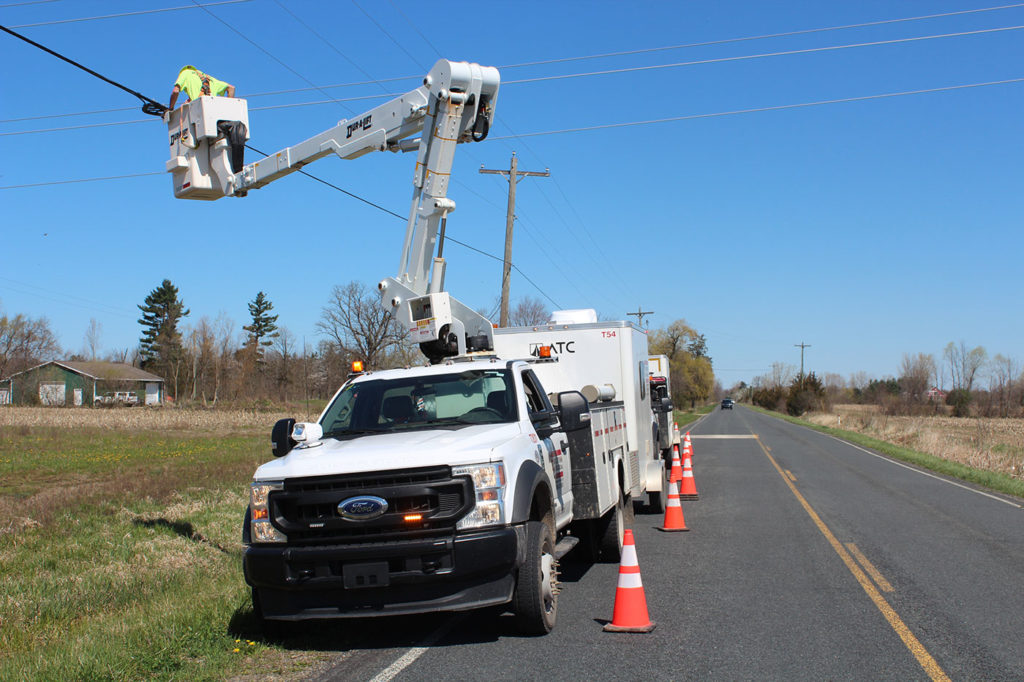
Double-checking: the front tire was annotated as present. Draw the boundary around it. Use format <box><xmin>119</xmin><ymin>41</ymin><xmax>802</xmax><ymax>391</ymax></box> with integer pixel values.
<box><xmin>513</xmin><ymin>521</ymin><xmax>558</xmax><ymax>635</ymax></box>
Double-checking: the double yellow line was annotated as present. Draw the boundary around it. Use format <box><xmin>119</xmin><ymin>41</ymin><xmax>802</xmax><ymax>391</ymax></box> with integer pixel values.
<box><xmin>754</xmin><ymin>435</ymin><xmax>950</xmax><ymax>682</ymax></box>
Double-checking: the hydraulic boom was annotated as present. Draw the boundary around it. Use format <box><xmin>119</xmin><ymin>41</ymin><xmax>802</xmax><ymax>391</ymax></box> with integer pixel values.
<box><xmin>165</xmin><ymin>59</ymin><xmax>500</xmax><ymax>362</ymax></box>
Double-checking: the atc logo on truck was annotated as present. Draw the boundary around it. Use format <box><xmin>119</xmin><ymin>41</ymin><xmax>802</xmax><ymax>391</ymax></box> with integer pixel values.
<box><xmin>337</xmin><ymin>495</ymin><xmax>388</xmax><ymax>520</ymax></box>
<box><xmin>529</xmin><ymin>341</ymin><xmax>575</xmax><ymax>357</ymax></box>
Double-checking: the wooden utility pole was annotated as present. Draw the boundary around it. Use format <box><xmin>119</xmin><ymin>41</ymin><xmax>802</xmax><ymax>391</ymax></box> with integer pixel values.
<box><xmin>794</xmin><ymin>342</ymin><xmax>811</xmax><ymax>388</ymax></box>
<box><xmin>479</xmin><ymin>152</ymin><xmax>549</xmax><ymax>327</ymax></box>
<box><xmin>627</xmin><ymin>306</ymin><xmax>654</xmax><ymax>328</ymax></box>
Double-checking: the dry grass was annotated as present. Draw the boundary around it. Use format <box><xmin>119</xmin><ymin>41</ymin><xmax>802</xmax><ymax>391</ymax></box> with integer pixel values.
<box><xmin>805</xmin><ymin>404</ymin><xmax>1024</xmax><ymax>479</ymax></box>
<box><xmin>0</xmin><ymin>406</ymin><xmax>297</xmax><ymax>434</ymax></box>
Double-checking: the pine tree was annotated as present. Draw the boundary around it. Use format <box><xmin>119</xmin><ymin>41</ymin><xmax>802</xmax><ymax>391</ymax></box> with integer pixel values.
<box><xmin>137</xmin><ymin>279</ymin><xmax>190</xmax><ymax>394</ymax></box>
<box><xmin>243</xmin><ymin>291</ymin><xmax>279</xmax><ymax>364</ymax></box>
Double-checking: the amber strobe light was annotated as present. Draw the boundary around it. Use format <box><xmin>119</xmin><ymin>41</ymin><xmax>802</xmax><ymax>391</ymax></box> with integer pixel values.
<box><xmin>538</xmin><ymin>345</ymin><xmax>552</xmax><ymax>358</ymax></box>
<box><xmin>403</xmin><ymin>514</ymin><xmax>423</xmax><ymax>522</ymax></box>
<box><xmin>351</xmin><ymin>360</ymin><xmax>364</xmax><ymax>372</ymax></box>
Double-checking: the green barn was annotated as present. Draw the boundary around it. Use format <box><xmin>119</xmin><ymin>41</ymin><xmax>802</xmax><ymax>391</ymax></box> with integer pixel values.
<box><xmin>0</xmin><ymin>361</ymin><xmax>164</xmax><ymax>407</ymax></box>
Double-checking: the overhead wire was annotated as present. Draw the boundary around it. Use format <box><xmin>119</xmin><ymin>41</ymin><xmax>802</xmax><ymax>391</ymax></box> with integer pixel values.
<box><xmin>502</xmin><ymin>24</ymin><xmax>1024</xmax><ymax>86</ymax></box>
<box><xmin>350</xmin><ymin>0</ymin><xmax>428</xmax><ymax>72</ymax></box>
<box><xmin>12</xmin><ymin>4</ymin><xmax>1024</xmax><ymax>124</ymax></box>
<box><xmin>6</xmin><ymin>0</ymin><xmax>253</xmax><ymax>29</ymax></box>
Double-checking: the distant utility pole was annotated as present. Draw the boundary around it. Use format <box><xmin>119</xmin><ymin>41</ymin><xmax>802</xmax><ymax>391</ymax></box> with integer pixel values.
<box><xmin>794</xmin><ymin>342</ymin><xmax>811</xmax><ymax>388</ymax></box>
<box><xmin>479</xmin><ymin>152</ymin><xmax>549</xmax><ymax>327</ymax></box>
<box><xmin>627</xmin><ymin>306</ymin><xmax>654</xmax><ymax>328</ymax></box>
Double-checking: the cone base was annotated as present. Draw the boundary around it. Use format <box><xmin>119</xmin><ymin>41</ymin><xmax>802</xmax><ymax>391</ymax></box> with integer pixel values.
<box><xmin>603</xmin><ymin>621</ymin><xmax>657</xmax><ymax>633</ymax></box>
<box><xmin>680</xmin><ymin>494</ymin><xmax>699</xmax><ymax>500</ymax></box>
<box><xmin>656</xmin><ymin>526</ymin><xmax>690</xmax><ymax>532</ymax></box>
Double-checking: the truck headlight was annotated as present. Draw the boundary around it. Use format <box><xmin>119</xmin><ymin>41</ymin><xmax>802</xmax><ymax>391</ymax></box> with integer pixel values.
<box><xmin>453</xmin><ymin>463</ymin><xmax>506</xmax><ymax>530</ymax></box>
<box><xmin>249</xmin><ymin>481</ymin><xmax>286</xmax><ymax>543</ymax></box>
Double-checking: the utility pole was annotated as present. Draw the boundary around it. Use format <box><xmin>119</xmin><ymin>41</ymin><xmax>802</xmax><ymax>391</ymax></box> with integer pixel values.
<box><xmin>794</xmin><ymin>342</ymin><xmax>811</xmax><ymax>388</ymax></box>
<box><xmin>627</xmin><ymin>306</ymin><xmax>654</xmax><ymax>328</ymax></box>
<box><xmin>480</xmin><ymin>152</ymin><xmax>549</xmax><ymax>327</ymax></box>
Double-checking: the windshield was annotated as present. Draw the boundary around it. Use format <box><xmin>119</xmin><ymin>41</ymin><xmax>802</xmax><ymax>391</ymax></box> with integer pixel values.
<box><xmin>320</xmin><ymin>368</ymin><xmax>517</xmax><ymax>437</ymax></box>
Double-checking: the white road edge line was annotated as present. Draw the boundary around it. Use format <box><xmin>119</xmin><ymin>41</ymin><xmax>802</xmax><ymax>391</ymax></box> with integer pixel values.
<box><xmin>369</xmin><ymin>614</ymin><xmax>463</xmax><ymax>682</ymax></box>
<box><xmin>823</xmin><ymin>433</ymin><xmax>1022</xmax><ymax>509</ymax></box>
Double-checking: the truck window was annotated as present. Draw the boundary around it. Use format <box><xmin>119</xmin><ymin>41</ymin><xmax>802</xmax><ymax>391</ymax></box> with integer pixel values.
<box><xmin>521</xmin><ymin>369</ymin><xmax>552</xmax><ymax>417</ymax></box>
<box><xmin>320</xmin><ymin>369</ymin><xmax>516</xmax><ymax>437</ymax></box>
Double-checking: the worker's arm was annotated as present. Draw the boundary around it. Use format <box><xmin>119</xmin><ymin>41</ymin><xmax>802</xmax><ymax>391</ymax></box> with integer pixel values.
<box><xmin>226</xmin><ymin>84</ymin><xmax>235</xmax><ymax>98</ymax></box>
<box><xmin>169</xmin><ymin>84</ymin><xmax>182</xmax><ymax>110</ymax></box>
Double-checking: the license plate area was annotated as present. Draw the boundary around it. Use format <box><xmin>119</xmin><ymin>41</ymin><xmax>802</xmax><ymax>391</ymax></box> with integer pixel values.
<box><xmin>342</xmin><ymin>562</ymin><xmax>390</xmax><ymax>589</ymax></box>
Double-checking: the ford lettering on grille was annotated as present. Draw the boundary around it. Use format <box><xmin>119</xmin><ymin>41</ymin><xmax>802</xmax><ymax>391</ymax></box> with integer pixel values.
<box><xmin>337</xmin><ymin>495</ymin><xmax>388</xmax><ymax>520</ymax></box>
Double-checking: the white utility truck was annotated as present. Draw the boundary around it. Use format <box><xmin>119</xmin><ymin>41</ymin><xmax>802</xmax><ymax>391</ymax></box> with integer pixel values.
<box><xmin>648</xmin><ymin>354</ymin><xmax>678</xmax><ymax>477</ymax></box>
<box><xmin>166</xmin><ymin>59</ymin><xmax>657</xmax><ymax>634</ymax></box>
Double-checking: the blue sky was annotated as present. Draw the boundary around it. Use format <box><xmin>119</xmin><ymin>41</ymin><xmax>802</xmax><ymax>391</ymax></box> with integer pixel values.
<box><xmin>2</xmin><ymin>0</ymin><xmax>1022</xmax><ymax>387</ymax></box>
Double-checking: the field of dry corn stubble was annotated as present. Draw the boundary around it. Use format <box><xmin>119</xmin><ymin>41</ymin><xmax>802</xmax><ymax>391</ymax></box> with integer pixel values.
<box><xmin>804</xmin><ymin>404</ymin><xmax>1024</xmax><ymax>480</ymax></box>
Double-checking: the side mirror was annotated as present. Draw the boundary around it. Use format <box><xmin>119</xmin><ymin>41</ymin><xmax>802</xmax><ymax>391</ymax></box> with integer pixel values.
<box><xmin>271</xmin><ymin>418</ymin><xmax>296</xmax><ymax>458</ymax></box>
<box><xmin>555</xmin><ymin>390</ymin><xmax>591</xmax><ymax>432</ymax></box>
<box><xmin>661</xmin><ymin>397</ymin><xmax>674</xmax><ymax>412</ymax></box>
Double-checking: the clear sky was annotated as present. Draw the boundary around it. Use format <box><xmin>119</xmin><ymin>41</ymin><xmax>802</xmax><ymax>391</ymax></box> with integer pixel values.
<box><xmin>3</xmin><ymin>0</ymin><xmax>1022</xmax><ymax>388</ymax></box>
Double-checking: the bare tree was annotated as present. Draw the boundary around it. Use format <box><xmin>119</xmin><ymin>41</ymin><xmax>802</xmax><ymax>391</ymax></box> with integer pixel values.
<box><xmin>989</xmin><ymin>354</ymin><xmax>1020</xmax><ymax>417</ymax></box>
<box><xmin>317</xmin><ymin>282</ymin><xmax>408</xmax><ymax>369</ymax></box>
<box><xmin>83</xmin><ymin>318</ymin><xmax>102</xmax><ymax>360</ymax></box>
<box><xmin>0</xmin><ymin>312</ymin><xmax>61</xmax><ymax>378</ymax></box>
<box><xmin>943</xmin><ymin>341</ymin><xmax>987</xmax><ymax>391</ymax></box>
<box><xmin>508</xmin><ymin>296</ymin><xmax>549</xmax><ymax>326</ymax></box>
<box><xmin>848</xmin><ymin>371</ymin><xmax>869</xmax><ymax>392</ymax></box>
<box><xmin>899</xmin><ymin>352</ymin><xmax>936</xmax><ymax>402</ymax></box>
<box><xmin>770</xmin><ymin>361</ymin><xmax>795</xmax><ymax>389</ymax></box>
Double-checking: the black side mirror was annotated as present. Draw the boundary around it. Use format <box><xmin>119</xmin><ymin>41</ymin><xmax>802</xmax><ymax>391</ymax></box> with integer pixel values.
<box><xmin>555</xmin><ymin>391</ymin><xmax>591</xmax><ymax>432</ymax></box>
<box><xmin>661</xmin><ymin>397</ymin><xmax>674</xmax><ymax>412</ymax></box>
<box><xmin>271</xmin><ymin>418</ymin><xmax>296</xmax><ymax>458</ymax></box>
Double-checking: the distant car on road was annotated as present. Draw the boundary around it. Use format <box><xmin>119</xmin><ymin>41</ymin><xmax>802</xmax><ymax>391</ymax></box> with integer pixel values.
<box><xmin>721</xmin><ymin>398</ymin><xmax>735</xmax><ymax>410</ymax></box>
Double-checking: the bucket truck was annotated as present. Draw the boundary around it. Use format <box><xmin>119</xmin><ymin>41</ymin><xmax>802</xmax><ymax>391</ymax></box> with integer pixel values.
<box><xmin>166</xmin><ymin>60</ymin><xmax>659</xmax><ymax>634</ymax></box>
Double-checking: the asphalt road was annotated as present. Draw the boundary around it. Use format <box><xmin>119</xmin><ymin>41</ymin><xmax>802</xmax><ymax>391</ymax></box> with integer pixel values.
<box><xmin>297</xmin><ymin>405</ymin><xmax>1024</xmax><ymax>681</ymax></box>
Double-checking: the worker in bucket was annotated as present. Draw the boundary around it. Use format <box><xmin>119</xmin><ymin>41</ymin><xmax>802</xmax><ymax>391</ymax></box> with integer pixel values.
<box><xmin>168</xmin><ymin>65</ymin><xmax>235</xmax><ymax>110</ymax></box>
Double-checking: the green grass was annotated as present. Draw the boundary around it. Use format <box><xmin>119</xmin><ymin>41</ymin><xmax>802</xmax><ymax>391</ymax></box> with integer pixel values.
<box><xmin>0</xmin><ymin>427</ymin><xmax>303</xmax><ymax>680</ymax></box>
<box><xmin>748</xmin><ymin>405</ymin><xmax>1024</xmax><ymax>500</ymax></box>
<box><xmin>673</xmin><ymin>404</ymin><xmax>715</xmax><ymax>430</ymax></box>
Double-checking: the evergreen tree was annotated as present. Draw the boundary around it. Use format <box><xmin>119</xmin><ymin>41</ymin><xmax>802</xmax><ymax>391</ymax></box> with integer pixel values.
<box><xmin>243</xmin><ymin>291</ymin><xmax>279</xmax><ymax>363</ymax></box>
<box><xmin>137</xmin><ymin>279</ymin><xmax>189</xmax><ymax>394</ymax></box>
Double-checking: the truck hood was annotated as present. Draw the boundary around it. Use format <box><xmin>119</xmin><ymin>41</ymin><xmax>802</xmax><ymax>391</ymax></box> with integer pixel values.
<box><xmin>254</xmin><ymin>422</ymin><xmax>524</xmax><ymax>480</ymax></box>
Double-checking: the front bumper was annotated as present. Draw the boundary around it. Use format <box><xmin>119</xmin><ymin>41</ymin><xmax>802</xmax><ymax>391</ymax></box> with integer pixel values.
<box><xmin>244</xmin><ymin>526</ymin><xmax>519</xmax><ymax>620</ymax></box>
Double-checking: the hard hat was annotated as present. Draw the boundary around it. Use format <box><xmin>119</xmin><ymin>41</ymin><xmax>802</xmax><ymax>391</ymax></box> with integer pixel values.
<box><xmin>178</xmin><ymin>65</ymin><xmax>198</xmax><ymax>76</ymax></box>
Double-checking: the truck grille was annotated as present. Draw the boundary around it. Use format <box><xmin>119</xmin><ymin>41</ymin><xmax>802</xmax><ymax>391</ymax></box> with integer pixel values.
<box><xmin>270</xmin><ymin>466</ymin><xmax>473</xmax><ymax>545</ymax></box>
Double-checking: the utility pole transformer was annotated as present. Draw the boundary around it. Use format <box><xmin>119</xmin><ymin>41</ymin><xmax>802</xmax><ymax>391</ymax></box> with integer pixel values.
<box><xmin>479</xmin><ymin>152</ymin><xmax>549</xmax><ymax>327</ymax></box>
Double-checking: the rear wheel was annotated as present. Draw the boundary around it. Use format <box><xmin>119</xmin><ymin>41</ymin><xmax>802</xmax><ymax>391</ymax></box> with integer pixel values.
<box><xmin>513</xmin><ymin>520</ymin><xmax>558</xmax><ymax>635</ymax></box>
<box><xmin>647</xmin><ymin>455</ymin><xmax>670</xmax><ymax>514</ymax></box>
<box><xmin>597</xmin><ymin>489</ymin><xmax>631</xmax><ymax>563</ymax></box>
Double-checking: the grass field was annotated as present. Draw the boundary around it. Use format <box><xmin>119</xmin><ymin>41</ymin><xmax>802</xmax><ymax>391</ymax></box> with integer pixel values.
<box><xmin>0</xmin><ymin>407</ymin><xmax>331</xmax><ymax>680</ymax></box>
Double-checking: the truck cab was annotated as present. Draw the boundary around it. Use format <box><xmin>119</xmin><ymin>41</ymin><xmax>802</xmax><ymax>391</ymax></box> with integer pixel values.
<box><xmin>243</xmin><ymin>358</ymin><xmax>591</xmax><ymax>634</ymax></box>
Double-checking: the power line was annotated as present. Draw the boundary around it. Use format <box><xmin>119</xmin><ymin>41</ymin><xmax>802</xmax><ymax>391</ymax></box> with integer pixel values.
<box><xmin>350</xmin><ymin>0</ymin><xmax>428</xmax><ymax>72</ymax></box>
<box><xmin>0</xmin><ymin>0</ymin><xmax>64</xmax><ymax>7</ymax></box>
<box><xmin>12</xmin><ymin>5</ymin><xmax>1024</xmax><ymax>124</ymax></box>
<box><xmin>0</xmin><ymin>171</ymin><xmax>163</xmax><ymax>189</ymax></box>
<box><xmin>499</xmin><ymin>3</ymin><xmax>1024</xmax><ymax>69</ymax></box>
<box><xmin>503</xmin><ymin>24</ymin><xmax>1024</xmax><ymax>86</ymax></box>
<box><xmin>489</xmin><ymin>77</ymin><xmax>1024</xmax><ymax>140</ymax></box>
<box><xmin>7</xmin><ymin>0</ymin><xmax>253</xmax><ymax>29</ymax></box>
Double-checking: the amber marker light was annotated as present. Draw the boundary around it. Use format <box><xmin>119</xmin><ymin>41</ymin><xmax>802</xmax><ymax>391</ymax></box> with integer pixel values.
<box><xmin>351</xmin><ymin>360</ymin><xmax>364</xmax><ymax>372</ymax></box>
<box><xmin>403</xmin><ymin>514</ymin><xmax>423</xmax><ymax>522</ymax></box>
<box><xmin>252</xmin><ymin>508</ymin><xmax>269</xmax><ymax>520</ymax></box>
<box><xmin>538</xmin><ymin>345</ymin><xmax>552</xmax><ymax>359</ymax></box>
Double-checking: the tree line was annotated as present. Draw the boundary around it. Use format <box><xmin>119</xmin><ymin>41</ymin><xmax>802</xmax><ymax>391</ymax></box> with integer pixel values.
<box><xmin>738</xmin><ymin>342</ymin><xmax>1024</xmax><ymax>418</ymax></box>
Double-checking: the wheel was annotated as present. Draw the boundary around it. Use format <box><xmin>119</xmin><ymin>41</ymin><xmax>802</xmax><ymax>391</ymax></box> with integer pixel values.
<box><xmin>251</xmin><ymin>588</ymin><xmax>285</xmax><ymax>638</ymax></box>
<box><xmin>647</xmin><ymin>455</ymin><xmax>670</xmax><ymax>514</ymax></box>
<box><xmin>597</xmin><ymin>490</ymin><xmax>632</xmax><ymax>563</ymax></box>
<box><xmin>513</xmin><ymin>520</ymin><xmax>558</xmax><ymax>635</ymax></box>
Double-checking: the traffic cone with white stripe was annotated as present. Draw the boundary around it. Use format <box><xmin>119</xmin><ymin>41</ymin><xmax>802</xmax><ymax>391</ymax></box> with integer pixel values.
<box><xmin>679</xmin><ymin>448</ymin><xmax>699</xmax><ymax>500</ymax></box>
<box><xmin>684</xmin><ymin>431</ymin><xmax>693</xmax><ymax>459</ymax></box>
<box><xmin>603</xmin><ymin>529</ymin><xmax>656</xmax><ymax>633</ymax></box>
<box><xmin>656</xmin><ymin>480</ymin><xmax>689</xmax><ymax>532</ymax></box>
<box><xmin>669</xmin><ymin>444</ymin><xmax>683</xmax><ymax>485</ymax></box>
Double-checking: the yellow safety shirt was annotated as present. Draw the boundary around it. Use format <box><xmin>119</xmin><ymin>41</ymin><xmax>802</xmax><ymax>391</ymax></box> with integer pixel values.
<box><xmin>175</xmin><ymin>68</ymin><xmax>230</xmax><ymax>100</ymax></box>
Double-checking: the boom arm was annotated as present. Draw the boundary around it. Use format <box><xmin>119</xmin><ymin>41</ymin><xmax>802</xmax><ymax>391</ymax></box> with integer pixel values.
<box><xmin>165</xmin><ymin>59</ymin><xmax>500</xmax><ymax>361</ymax></box>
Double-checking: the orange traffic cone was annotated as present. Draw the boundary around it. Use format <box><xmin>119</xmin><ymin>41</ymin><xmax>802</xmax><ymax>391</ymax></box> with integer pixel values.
<box><xmin>656</xmin><ymin>480</ymin><xmax>689</xmax><ymax>532</ymax></box>
<box><xmin>603</xmin><ymin>529</ymin><xmax>656</xmax><ymax>633</ymax></box>
<box><xmin>684</xmin><ymin>431</ymin><xmax>693</xmax><ymax>459</ymax></box>
<box><xmin>679</xmin><ymin>450</ymin><xmax>699</xmax><ymax>500</ymax></box>
<box><xmin>669</xmin><ymin>444</ymin><xmax>683</xmax><ymax>485</ymax></box>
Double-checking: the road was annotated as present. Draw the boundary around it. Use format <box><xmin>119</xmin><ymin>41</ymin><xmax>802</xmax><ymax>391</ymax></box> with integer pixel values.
<box><xmin>292</xmin><ymin>406</ymin><xmax>1024</xmax><ymax>681</ymax></box>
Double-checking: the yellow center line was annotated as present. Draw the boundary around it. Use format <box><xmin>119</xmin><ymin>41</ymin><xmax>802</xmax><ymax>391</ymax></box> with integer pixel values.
<box><xmin>784</xmin><ymin>469</ymin><xmax>797</xmax><ymax>482</ymax></box>
<box><xmin>752</xmin><ymin>434</ymin><xmax>950</xmax><ymax>682</ymax></box>
<box><xmin>846</xmin><ymin>542</ymin><xmax>895</xmax><ymax>592</ymax></box>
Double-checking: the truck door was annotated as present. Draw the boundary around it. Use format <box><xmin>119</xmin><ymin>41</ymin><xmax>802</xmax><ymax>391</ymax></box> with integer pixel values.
<box><xmin>520</xmin><ymin>368</ymin><xmax>573</xmax><ymax>527</ymax></box>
